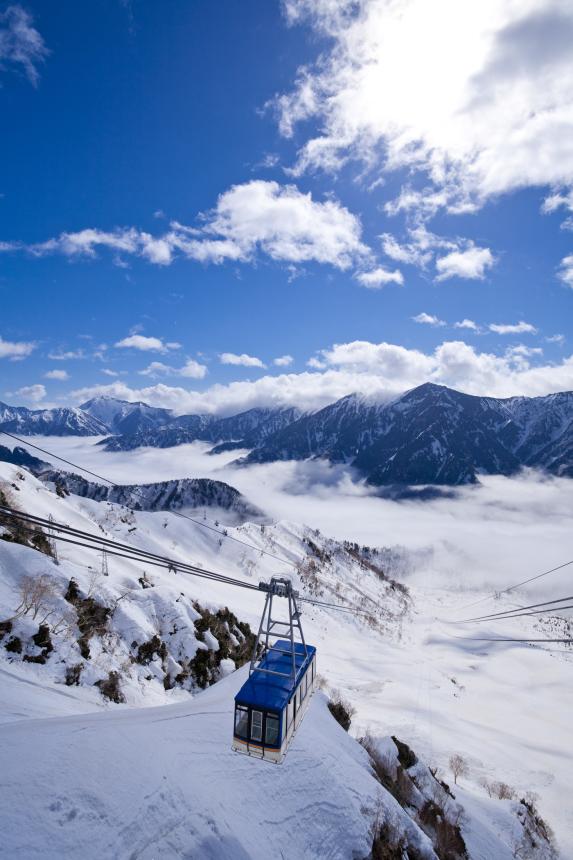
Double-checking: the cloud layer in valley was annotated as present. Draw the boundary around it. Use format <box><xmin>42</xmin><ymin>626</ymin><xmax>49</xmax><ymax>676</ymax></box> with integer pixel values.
<box><xmin>31</xmin><ymin>435</ymin><xmax>573</xmax><ymax>603</ymax></box>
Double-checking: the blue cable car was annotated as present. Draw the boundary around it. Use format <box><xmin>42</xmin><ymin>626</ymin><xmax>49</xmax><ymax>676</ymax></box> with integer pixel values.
<box><xmin>232</xmin><ymin>577</ymin><xmax>317</xmax><ymax>764</ymax></box>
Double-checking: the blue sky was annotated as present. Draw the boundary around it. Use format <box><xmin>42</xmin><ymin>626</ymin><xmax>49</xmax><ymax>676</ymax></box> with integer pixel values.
<box><xmin>1</xmin><ymin>0</ymin><xmax>573</xmax><ymax>414</ymax></box>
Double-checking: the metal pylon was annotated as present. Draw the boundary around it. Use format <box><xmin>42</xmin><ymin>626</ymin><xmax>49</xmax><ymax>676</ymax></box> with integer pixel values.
<box><xmin>101</xmin><ymin>548</ymin><xmax>109</xmax><ymax>577</ymax></box>
<box><xmin>47</xmin><ymin>514</ymin><xmax>59</xmax><ymax>565</ymax></box>
<box><xmin>250</xmin><ymin>577</ymin><xmax>307</xmax><ymax>682</ymax></box>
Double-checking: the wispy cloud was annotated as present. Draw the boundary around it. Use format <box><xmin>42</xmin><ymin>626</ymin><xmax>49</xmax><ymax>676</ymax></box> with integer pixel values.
<box><xmin>0</xmin><ymin>5</ymin><xmax>48</xmax><ymax>86</ymax></box>
<box><xmin>10</xmin><ymin>383</ymin><xmax>46</xmax><ymax>403</ymax></box>
<box><xmin>454</xmin><ymin>319</ymin><xmax>480</xmax><ymax>332</ymax></box>
<box><xmin>47</xmin><ymin>349</ymin><xmax>84</xmax><ymax>360</ymax></box>
<box><xmin>138</xmin><ymin>359</ymin><xmax>207</xmax><ymax>379</ymax></box>
<box><xmin>115</xmin><ymin>335</ymin><xmax>181</xmax><ymax>353</ymax></box>
<box><xmin>412</xmin><ymin>312</ymin><xmax>445</xmax><ymax>327</ymax></box>
<box><xmin>489</xmin><ymin>321</ymin><xmax>537</xmax><ymax>335</ymax></box>
<box><xmin>435</xmin><ymin>246</ymin><xmax>494</xmax><ymax>282</ymax></box>
<box><xmin>557</xmin><ymin>253</ymin><xmax>573</xmax><ymax>288</ymax></box>
<box><xmin>355</xmin><ymin>267</ymin><xmax>403</xmax><ymax>288</ymax></box>
<box><xmin>0</xmin><ymin>335</ymin><xmax>36</xmax><ymax>360</ymax></box>
<box><xmin>382</xmin><ymin>227</ymin><xmax>495</xmax><ymax>283</ymax></box>
<box><xmin>274</xmin><ymin>355</ymin><xmax>294</xmax><ymax>367</ymax></box>
<box><xmin>219</xmin><ymin>352</ymin><xmax>266</xmax><ymax>368</ymax></box>
<box><xmin>44</xmin><ymin>369</ymin><xmax>69</xmax><ymax>381</ymax></box>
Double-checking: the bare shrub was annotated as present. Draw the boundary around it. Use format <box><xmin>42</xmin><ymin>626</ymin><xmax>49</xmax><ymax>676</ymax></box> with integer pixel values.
<box><xmin>327</xmin><ymin>689</ymin><xmax>355</xmax><ymax>731</ymax></box>
<box><xmin>360</xmin><ymin>734</ymin><xmax>414</xmax><ymax>808</ymax></box>
<box><xmin>65</xmin><ymin>577</ymin><xmax>112</xmax><ymax>659</ymax></box>
<box><xmin>449</xmin><ymin>754</ymin><xmax>469</xmax><ymax>785</ymax></box>
<box><xmin>480</xmin><ymin>779</ymin><xmax>516</xmax><ymax>800</ymax></box>
<box><xmin>5</xmin><ymin>574</ymin><xmax>58</xmax><ymax>624</ymax></box>
<box><xmin>4</xmin><ymin>635</ymin><xmax>22</xmax><ymax>653</ymax></box>
<box><xmin>95</xmin><ymin>671</ymin><xmax>125</xmax><ymax>703</ymax></box>
<box><xmin>65</xmin><ymin>663</ymin><xmax>83</xmax><ymax>686</ymax></box>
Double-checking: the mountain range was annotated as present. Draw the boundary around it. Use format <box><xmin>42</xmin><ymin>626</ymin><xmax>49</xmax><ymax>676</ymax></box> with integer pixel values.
<box><xmin>2</xmin><ymin>385</ymin><xmax>573</xmax><ymax>486</ymax></box>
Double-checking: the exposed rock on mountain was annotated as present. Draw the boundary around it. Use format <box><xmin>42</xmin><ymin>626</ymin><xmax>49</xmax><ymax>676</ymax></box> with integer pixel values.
<box><xmin>40</xmin><ymin>470</ymin><xmax>264</xmax><ymax>522</ymax></box>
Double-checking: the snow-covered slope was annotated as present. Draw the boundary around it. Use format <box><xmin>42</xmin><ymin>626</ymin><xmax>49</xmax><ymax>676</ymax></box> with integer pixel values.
<box><xmin>0</xmin><ymin>459</ymin><xmax>570</xmax><ymax>857</ymax></box>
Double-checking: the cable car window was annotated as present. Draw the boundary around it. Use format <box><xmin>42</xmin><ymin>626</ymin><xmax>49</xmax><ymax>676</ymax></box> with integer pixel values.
<box><xmin>265</xmin><ymin>714</ymin><xmax>279</xmax><ymax>746</ymax></box>
<box><xmin>251</xmin><ymin>710</ymin><xmax>263</xmax><ymax>742</ymax></box>
<box><xmin>235</xmin><ymin>705</ymin><xmax>249</xmax><ymax>738</ymax></box>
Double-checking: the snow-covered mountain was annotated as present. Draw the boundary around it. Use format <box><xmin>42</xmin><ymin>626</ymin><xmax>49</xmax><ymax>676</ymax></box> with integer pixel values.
<box><xmin>40</xmin><ymin>469</ymin><xmax>265</xmax><ymax>523</ymax></box>
<box><xmin>4</xmin><ymin>385</ymin><xmax>573</xmax><ymax>486</ymax></box>
<box><xmin>80</xmin><ymin>395</ymin><xmax>172</xmax><ymax>435</ymax></box>
<box><xmin>102</xmin><ymin>405</ymin><xmax>303</xmax><ymax>452</ymax></box>
<box><xmin>0</xmin><ymin>402</ymin><xmax>109</xmax><ymax>436</ymax></box>
<box><xmin>242</xmin><ymin>383</ymin><xmax>573</xmax><ymax>485</ymax></box>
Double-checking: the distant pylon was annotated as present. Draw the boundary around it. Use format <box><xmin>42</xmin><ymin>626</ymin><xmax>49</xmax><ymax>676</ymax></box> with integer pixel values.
<box><xmin>47</xmin><ymin>514</ymin><xmax>59</xmax><ymax>565</ymax></box>
<box><xmin>101</xmin><ymin>548</ymin><xmax>109</xmax><ymax>577</ymax></box>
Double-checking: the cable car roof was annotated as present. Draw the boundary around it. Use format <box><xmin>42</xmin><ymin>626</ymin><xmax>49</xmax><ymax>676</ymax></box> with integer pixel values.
<box><xmin>235</xmin><ymin>640</ymin><xmax>316</xmax><ymax>712</ymax></box>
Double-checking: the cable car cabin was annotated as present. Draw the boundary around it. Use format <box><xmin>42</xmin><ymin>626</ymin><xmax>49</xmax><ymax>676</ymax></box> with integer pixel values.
<box><xmin>233</xmin><ymin>639</ymin><xmax>316</xmax><ymax>764</ymax></box>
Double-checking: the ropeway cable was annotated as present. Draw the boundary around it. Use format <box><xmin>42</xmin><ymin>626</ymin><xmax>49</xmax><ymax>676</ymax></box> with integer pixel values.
<box><xmin>454</xmin><ymin>595</ymin><xmax>573</xmax><ymax>624</ymax></box>
<box><xmin>450</xmin><ymin>557</ymin><xmax>573</xmax><ymax>614</ymax></box>
<box><xmin>0</xmin><ymin>430</ymin><xmax>291</xmax><ymax>567</ymax></box>
<box><xmin>0</xmin><ymin>505</ymin><xmax>260</xmax><ymax>591</ymax></box>
<box><xmin>0</xmin><ymin>505</ymin><xmax>374</xmax><ymax>618</ymax></box>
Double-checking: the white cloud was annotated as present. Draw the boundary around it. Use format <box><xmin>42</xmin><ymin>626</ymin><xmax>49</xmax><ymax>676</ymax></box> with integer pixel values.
<box><xmin>47</xmin><ymin>349</ymin><xmax>84</xmax><ymax>360</ymax></box>
<box><xmin>0</xmin><ymin>5</ymin><xmax>48</xmax><ymax>86</ymax></box>
<box><xmin>489</xmin><ymin>321</ymin><xmax>537</xmax><ymax>335</ymax></box>
<box><xmin>355</xmin><ymin>266</ymin><xmax>403</xmax><ymax>288</ymax></box>
<box><xmin>454</xmin><ymin>318</ymin><xmax>480</xmax><ymax>331</ymax></box>
<box><xmin>277</xmin><ymin>1</ymin><xmax>573</xmax><ymax>214</ymax></box>
<box><xmin>380</xmin><ymin>232</ymin><xmax>431</xmax><ymax>267</ymax></box>
<box><xmin>115</xmin><ymin>335</ymin><xmax>180</xmax><ymax>353</ymax></box>
<box><xmin>0</xmin><ymin>335</ymin><xmax>35</xmax><ymax>360</ymax></box>
<box><xmin>435</xmin><ymin>246</ymin><xmax>494</xmax><ymax>281</ymax></box>
<box><xmin>412</xmin><ymin>312</ymin><xmax>445</xmax><ymax>327</ymax></box>
<box><xmin>44</xmin><ymin>369</ymin><xmax>69</xmax><ymax>381</ymax></box>
<box><xmin>557</xmin><ymin>253</ymin><xmax>573</xmax><ymax>288</ymax></box>
<box><xmin>11</xmin><ymin>383</ymin><xmax>46</xmax><ymax>403</ymax></box>
<box><xmin>16</xmin><ymin>180</ymin><xmax>370</xmax><ymax>273</ymax></box>
<box><xmin>274</xmin><ymin>355</ymin><xmax>294</xmax><ymax>367</ymax></box>
<box><xmin>101</xmin><ymin>369</ymin><xmax>120</xmax><ymax>377</ymax></box>
<box><xmin>546</xmin><ymin>334</ymin><xmax>565</xmax><ymax>345</ymax></box>
<box><xmin>138</xmin><ymin>359</ymin><xmax>207</xmax><ymax>380</ymax></box>
<box><xmin>71</xmin><ymin>337</ymin><xmax>573</xmax><ymax>416</ymax></box>
<box><xmin>219</xmin><ymin>352</ymin><xmax>266</xmax><ymax>368</ymax></box>
<box><xmin>541</xmin><ymin>189</ymin><xmax>573</xmax><ymax>215</ymax></box>
<box><xmin>381</xmin><ymin>227</ymin><xmax>494</xmax><ymax>283</ymax></box>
